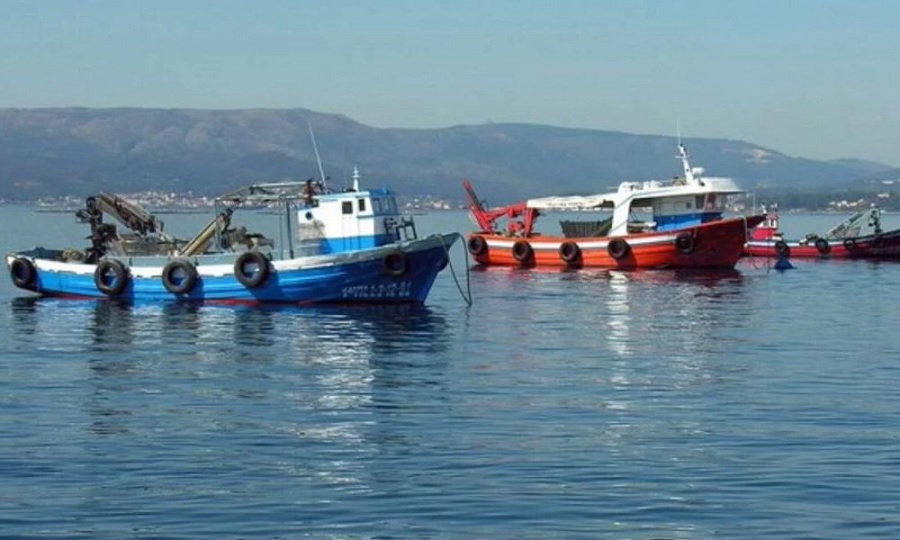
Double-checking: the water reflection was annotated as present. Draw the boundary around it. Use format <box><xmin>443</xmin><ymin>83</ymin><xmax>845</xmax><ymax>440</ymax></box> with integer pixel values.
<box><xmin>469</xmin><ymin>264</ymin><xmax>743</xmax><ymax>288</ymax></box>
<box><xmin>604</xmin><ymin>268</ymin><xmax>749</xmax><ymax>358</ymax></box>
<box><xmin>465</xmin><ymin>267</ymin><xmax>757</xmax><ymax>431</ymax></box>
<box><xmin>468</xmin><ymin>265</ymin><xmax>751</xmax><ymax>359</ymax></box>
<box><xmin>2</xmin><ymin>298</ymin><xmax>454</xmax><ymax>474</ymax></box>
<box><xmin>5</xmin><ymin>297</ymin><xmax>452</xmax><ymax>417</ymax></box>
<box><xmin>5</xmin><ymin>297</ymin><xmax>450</xmax><ymax>358</ymax></box>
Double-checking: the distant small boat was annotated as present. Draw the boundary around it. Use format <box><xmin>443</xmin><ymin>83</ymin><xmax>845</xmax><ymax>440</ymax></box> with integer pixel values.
<box><xmin>744</xmin><ymin>205</ymin><xmax>900</xmax><ymax>259</ymax></box>
<box><xmin>463</xmin><ymin>144</ymin><xmax>764</xmax><ymax>269</ymax></box>
<box><xmin>6</xmin><ymin>168</ymin><xmax>459</xmax><ymax>305</ymax></box>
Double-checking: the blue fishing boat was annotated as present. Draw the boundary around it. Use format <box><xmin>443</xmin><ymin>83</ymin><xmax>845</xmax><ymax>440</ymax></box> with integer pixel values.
<box><xmin>6</xmin><ymin>168</ymin><xmax>459</xmax><ymax>305</ymax></box>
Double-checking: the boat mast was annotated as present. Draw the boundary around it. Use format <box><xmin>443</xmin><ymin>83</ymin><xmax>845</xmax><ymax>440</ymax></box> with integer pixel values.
<box><xmin>678</xmin><ymin>143</ymin><xmax>697</xmax><ymax>184</ymax></box>
<box><xmin>676</xmin><ymin>122</ymin><xmax>699</xmax><ymax>185</ymax></box>
<box><xmin>308</xmin><ymin>120</ymin><xmax>328</xmax><ymax>191</ymax></box>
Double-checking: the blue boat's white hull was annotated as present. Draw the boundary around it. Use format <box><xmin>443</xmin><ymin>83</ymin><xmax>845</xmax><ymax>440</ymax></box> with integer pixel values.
<box><xmin>7</xmin><ymin>233</ymin><xmax>459</xmax><ymax>305</ymax></box>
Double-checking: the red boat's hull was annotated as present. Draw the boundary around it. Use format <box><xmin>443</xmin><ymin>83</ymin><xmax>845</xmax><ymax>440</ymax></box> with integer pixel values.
<box><xmin>467</xmin><ymin>215</ymin><xmax>764</xmax><ymax>269</ymax></box>
<box><xmin>745</xmin><ymin>230</ymin><xmax>900</xmax><ymax>259</ymax></box>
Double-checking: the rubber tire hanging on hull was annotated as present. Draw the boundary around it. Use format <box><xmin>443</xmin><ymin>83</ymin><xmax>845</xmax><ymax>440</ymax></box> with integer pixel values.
<box><xmin>512</xmin><ymin>240</ymin><xmax>534</xmax><ymax>264</ymax></box>
<box><xmin>843</xmin><ymin>238</ymin><xmax>857</xmax><ymax>252</ymax></box>
<box><xmin>162</xmin><ymin>259</ymin><xmax>199</xmax><ymax>295</ymax></box>
<box><xmin>467</xmin><ymin>236</ymin><xmax>488</xmax><ymax>257</ymax></box>
<box><xmin>559</xmin><ymin>241</ymin><xmax>581</xmax><ymax>265</ymax></box>
<box><xmin>774</xmin><ymin>240</ymin><xmax>790</xmax><ymax>257</ymax></box>
<box><xmin>94</xmin><ymin>259</ymin><xmax>128</xmax><ymax>296</ymax></box>
<box><xmin>675</xmin><ymin>232</ymin><xmax>695</xmax><ymax>254</ymax></box>
<box><xmin>9</xmin><ymin>257</ymin><xmax>37</xmax><ymax>289</ymax></box>
<box><xmin>234</xmin><ymin>251</ymin><xmax>270</xmax><ymax>288</ymax></box>
<box><xmin>382</xmin><ymin>251</ymin><xmax>409</xmax><ymax>277</ymax></box>
<box><xmin>814</xmin><ymin>238</ymin><xmax>831</xmax><ymax>254</ymax></box>
<box><xmin>607</xmin><ymin>238</ymin><xmax>630</xmax><ymax>260</ymax></box>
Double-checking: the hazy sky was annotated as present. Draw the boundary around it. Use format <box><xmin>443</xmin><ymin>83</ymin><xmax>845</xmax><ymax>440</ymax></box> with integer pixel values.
<box><xmin>1</xmin><ymin>0</ymin><xmax>898</xmax><ymax>165</ymax></box>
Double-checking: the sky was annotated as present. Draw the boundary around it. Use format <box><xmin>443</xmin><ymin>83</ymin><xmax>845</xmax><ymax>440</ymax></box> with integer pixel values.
<box><xmin>1</xmin><ymin>0</ymin><xmax>898</xmax><ymax>166</ymax></box>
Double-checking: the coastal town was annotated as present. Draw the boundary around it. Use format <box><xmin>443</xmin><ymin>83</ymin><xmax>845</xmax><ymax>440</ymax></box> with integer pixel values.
<box><xmin>26</xmin><ymin>188</ymin><xmax>898</xmax><ymax>214</ymax></box>
<box><xmin>30</xmin><ymin>190</ymin><xmax>465</xmax><ymax>212</ymax></box>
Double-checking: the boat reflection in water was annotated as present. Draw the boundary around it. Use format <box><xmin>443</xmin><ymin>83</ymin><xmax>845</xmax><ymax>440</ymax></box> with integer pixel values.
<box><xmin>7</xmin><ymin>297</ymin><xmax>451</xmax><ymax>360</ymax></box>
<box><xmin>2</xmin><ymin>296</ymin><xmax>455</xmax><ymax>502</ymax></box>
<box><xmin>5</xmin><ymin>296</ymin><xmax>453</xmax><ymax>411</ymax></box>
<box><xmin>467</xmin><ymin>264</ymin><xmax>750</xmax><ymax>360</ymax></box>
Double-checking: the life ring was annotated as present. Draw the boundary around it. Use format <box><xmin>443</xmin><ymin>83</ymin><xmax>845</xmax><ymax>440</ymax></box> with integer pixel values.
<box><xmin>814</xmin><ymin>238</ymin><xmax>831</xmax><ymax>254</ymax></box>
<box><xmin>161</xmin><ymin>258</ymin><xmax>199</xmax><ymax>295</ymax></box>
<box><xmin>234</xmin><ymin>251</ymin><xmax>270</xmax><ymax>288</ymax></box>
<box><xmin>512</xmin><ymin>240</ymin><xmax>534</xmax><ymax>263</ymax></box>
<box><xmin>774</xmin><ymin>240</ymin><xmax>790</xmax><ymax>257</ymax></box>
<box><xmin>843</xmin><ymin>238</ymin><xmax>858</xmax><ymax>252</ymax></box>
<box><xmin>9</xmin><ymin>257</ymin><xmax>37</xmax><ymax>289</ymax></box>
<box><xmin>467</xmin><ymin>235</ymin><xmax>488</xmax><ymax>257</ymax></box>
<box><xmin>675</xmin><ymin>232</ymin><xmax>695</xmax><ymax>254</ymax></box>
<box><xmin>558</xmin><ymin>241</ymin><xmax>581</xmax><ymax>264</ymax></box>
<box><xmin>382</xmin><ymin>250</ymin><xmax>409</xmax><ymax>277</ymax></box>
<box><xmin>607</xmin><ymin>238</ymin><xmax>630</xmax><ymax>260</ymax></box>
<box><xmin>94</xmin><ymin>259</ymin><xmax>128</xmax><ymax>296</ymax></box>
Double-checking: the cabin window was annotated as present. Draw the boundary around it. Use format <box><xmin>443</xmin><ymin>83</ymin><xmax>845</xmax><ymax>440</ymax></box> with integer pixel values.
<box><xmin>695</xmin><ymin>196</ymin><xmax>705</xmax><ymax>210</ymax></box>
<box><xmin>342</xmin><ymin>201</ymin><xmax>353</xmax><ymax>214</ymax></box>
<box><xmin>358</xmin><ymin>198</ymin><xmax>366</xmax><ymax>212</ymax></box>
<box><xmin>373</xmin><ymin>198</ymin><xmax>382</xmax><ymax>213</ymax></box>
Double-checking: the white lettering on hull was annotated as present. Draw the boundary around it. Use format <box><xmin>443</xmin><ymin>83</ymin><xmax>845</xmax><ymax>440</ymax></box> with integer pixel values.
<box><xmin>341</xmin><ymin>281</ymin><xmax>412</xmax><ymax>299</ymax></box>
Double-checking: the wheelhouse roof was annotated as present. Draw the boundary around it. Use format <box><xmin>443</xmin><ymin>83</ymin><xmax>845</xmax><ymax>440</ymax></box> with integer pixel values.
<box><xmin>526</xmin><ymin>176</ymin><xmax>744</xmax><ymax>211</ymax></box>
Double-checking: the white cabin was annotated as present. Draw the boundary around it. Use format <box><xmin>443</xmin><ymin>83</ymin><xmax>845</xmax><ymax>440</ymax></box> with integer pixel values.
<box><xmin>526</xmin><ymin>145</ymin><xmax>745</xmax><ymax>237</ymax></box>
<box><xmin>295</xmin><ymin>167</ymin><xmax>417</xmax><ymax>254</ymax></box>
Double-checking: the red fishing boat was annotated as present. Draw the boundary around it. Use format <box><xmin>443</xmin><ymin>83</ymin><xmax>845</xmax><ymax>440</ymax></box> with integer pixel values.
<box><xmin>744</xmin><ymin>205</ymin><xmax>900</xmax><ymax>259</ymax></box>
<box><xmin>463</xmin><ymin>144</ymin><xmax>764</xmax><ymax>269</ymax></box>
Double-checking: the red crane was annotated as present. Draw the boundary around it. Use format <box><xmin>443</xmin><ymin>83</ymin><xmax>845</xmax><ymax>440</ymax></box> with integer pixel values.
<box><xmin>461</xmin><ymin>180</ymin><xmax>539</xmax><ymax>236</ymax></box>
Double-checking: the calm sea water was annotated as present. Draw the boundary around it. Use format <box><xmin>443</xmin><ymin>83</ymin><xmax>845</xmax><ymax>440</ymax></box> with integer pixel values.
<box><xmin>3</xmin><ymin>205</ymin><xmax>900</xmax><ymax>539</ymax></box>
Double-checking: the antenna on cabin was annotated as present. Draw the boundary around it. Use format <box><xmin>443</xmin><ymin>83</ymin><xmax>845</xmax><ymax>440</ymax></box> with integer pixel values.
<box><xmin>675</xmin><ymin>120</ymin><xmax>694</xmax><ymax>183</ymax></box>
<box><xmin>307</xmin><ymin>120</ymin><xmax>328</xmax><ymax>191</ymax></box>
<box><xmin>352</xmin><ymin>166</ymin><xmax>360</xmax><ymax>191</ymax></box>
<box><xmin>674</xmin><ymin>123</ymin><xmax>702</xmax><ymax>185</ymax></box>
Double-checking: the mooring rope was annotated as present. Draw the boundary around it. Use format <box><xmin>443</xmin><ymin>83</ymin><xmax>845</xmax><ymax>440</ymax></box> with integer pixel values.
<box><xmin>436</xmin><ymin>232</ymin><xmax>472</xmax><ymax>306</ymax></box>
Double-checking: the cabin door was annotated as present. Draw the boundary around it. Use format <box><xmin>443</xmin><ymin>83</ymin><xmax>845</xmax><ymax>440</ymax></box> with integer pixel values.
<box><xmin>340</xmin><ymin>198</ymin><xmax>365</xmax><ymax>250</ymax></box>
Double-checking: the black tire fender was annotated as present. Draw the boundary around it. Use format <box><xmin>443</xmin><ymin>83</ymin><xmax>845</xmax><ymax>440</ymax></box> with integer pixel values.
<box><xmin>467</xmin><ymin>235</ymin><xmax>488</xmax><ymax>257</ymax></box>
<box><xmin>558</xmin><ymin>241</ymin><xmax>581</xmax><ymax>264</ymax></box>
<box><xmin>774</xmin><ymin>240</ymin><xmax>790</xmax><ymax>257</ymax></box>
<box><xmin>607</xmin><ymin>238</ymin><xmax>630</xmax><ymax>260</ymax></box>
<box><xmin>9</xmin><ymin>257</ymin><xmax>37</xmax><ymax>289</ymax></box>
<box><xmin>382</xmin><ymin>250</ymin><xmax>409</xmax><ymax>277</ymax></box>
<box><xmin>512</xmin><ymin>240</ymin><xmax>534</xmax><ymax>263</ymax></box>
<box><xmin>675</xmin><ymin>232</ymin><xmax>695</xmax><ymax>254</ymax></box>
<box><xmin>843</xmin><ymin>238</ymin><xmax>857</xmax><ymax>252</ymax></box>
<box><xmin>814</xmin><ymin>238</ymin><xmax>831</xmax><ymax>254</ymax></box>
<box><xmin>94</xmin><ymin>259</ymin><xmax>128</xmax><ymax>296</ymax></box>
<box><xmin>162</xmin><ymin>258</ymin><xmax>199</xmax><ymax>295</ymax></box>
<box><xmin>234</xmin><ymin>251</ymin><xmax>270</xmax><ymax>288</ymax></box>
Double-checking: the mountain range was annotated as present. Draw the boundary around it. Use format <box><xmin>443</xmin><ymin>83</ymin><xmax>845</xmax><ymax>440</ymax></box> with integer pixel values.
<box><xmin>0</xmin><ymin>107</ymin><xmax>896</xmax><ymax>205</ymax></box>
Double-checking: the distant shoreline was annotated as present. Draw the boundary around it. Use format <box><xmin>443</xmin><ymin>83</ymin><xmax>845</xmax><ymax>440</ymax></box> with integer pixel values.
<box><xmin>32</xmin><ymin>206</ymin><xmax>209</xmax><ymax>215</ymax></box>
